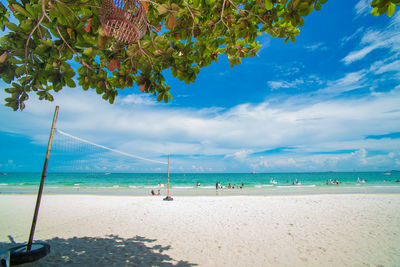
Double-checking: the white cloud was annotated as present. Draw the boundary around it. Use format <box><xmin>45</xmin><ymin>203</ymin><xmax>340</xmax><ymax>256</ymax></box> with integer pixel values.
<box><xmin>227</xmin><ymin>150</ymin><xmax>253</xmax><ymax>161</ymax></box>
<box><xmin>372</xmin><ymin>58</ymin><xmax>400</xmax><ymax>77</ymax></box>
<box><xmin>341</xmin><ymin>27</ymin><xmax>365</xmax><ymax>46</ymax></box>
<box><xmin>342</xmin><ymin>42</ymin><xmax>384</xmax><ymax>65</ymax></box>
<box><xmin>1</xmin><ymin>80</ymin><xmax>399</xmax><ymax>172</ymax></box>
<box><xmin>258</xmin><ymin>35</ymin><xmax>271</xmax><ymax>53</ymax></box>
<box><xmin>304</xmin><ymin>42</ymin><xmax>327</xmax><ymax>51</ymax></box>
<box><xmin>268</xmin><ymin>79</ymin><xmax>304</xmax><ymax>90</ymax></box>
<box><xmin>317</xmin><ymin>70</ymin><xmax>367</xmax><ymax>95</ymax></box>
<box><xmin>342</xmin><ymin>13</ymin><xmax>400</xmax><ymax>65</ymax></box>
<box><xmin>2</xmin><ymin>12</ymin><xmax>400</xmax><ymax>172</ymax></box>
<box><xmin>118</xmin><ymin>94</ymin><xmax>156</xmax><ymax>106</ymax></box>
<box><xmin>355</xmin><ymin>0</ymin><xmax>371</xmax><ymax>16</ymax></box>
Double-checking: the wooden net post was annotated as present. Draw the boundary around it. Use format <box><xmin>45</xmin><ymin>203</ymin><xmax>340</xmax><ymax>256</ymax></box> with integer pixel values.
<box><xmin>27</xmin><ymin>106</ymin><xmax>59</xmax><ymax>252</ymax></box>
<box><xmin>167</xmin><ymin>155</ymin><xmax>170</xmax><ymax>197</ymax></box>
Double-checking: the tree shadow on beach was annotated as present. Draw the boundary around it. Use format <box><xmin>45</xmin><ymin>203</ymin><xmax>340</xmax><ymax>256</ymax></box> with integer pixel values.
<box><xmin>0</xmin><ymin>235</ymin><xmax>197</xmax><ymax>266</ymax></box>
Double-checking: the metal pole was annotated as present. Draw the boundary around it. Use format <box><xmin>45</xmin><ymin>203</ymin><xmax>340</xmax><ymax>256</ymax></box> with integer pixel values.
<box><xmin>167</xmin><ymin>155</ymin><xmax>170</xmax><ymax>197</ymax></box>
<box><xmin>27</xmin><ymin>106</ymin><xmax>59</xmax><ymax>251</ymax></box>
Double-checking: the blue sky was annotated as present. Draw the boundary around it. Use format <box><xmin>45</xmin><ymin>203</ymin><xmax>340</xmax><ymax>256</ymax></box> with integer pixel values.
<box><xmin>1</xmin><ymin>0</ymin><xmax>400</xmax><ymax>173</ymax></box>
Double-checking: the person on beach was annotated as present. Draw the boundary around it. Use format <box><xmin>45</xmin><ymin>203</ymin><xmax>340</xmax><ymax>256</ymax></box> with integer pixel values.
<box><xmin>216</xmin><ymin>182</ymin><xmax>219</xmax><ymax>190</ymax></box>
<box><xmin>357</xmin><ymin>177</ymin><xmax>366</xmax><ymax>183</ymax></box>
<box><xmin>151</xmin><ymin>189</ymin><xmax>156</xmax><ymax>195</ymax></box>
<box><xmin>197</xmin><ymin>182</ymin><xmax>200</xmax><ymax>187</ymax></box>
<box><xmin>158</xmin><ymin>189</ymin><xmax>161</xmax><ymax>195</ymax></box>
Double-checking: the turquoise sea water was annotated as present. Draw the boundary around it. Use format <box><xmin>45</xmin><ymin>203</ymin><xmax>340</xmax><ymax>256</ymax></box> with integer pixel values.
<box><xmin>1</xmin><ymin>172</ymin><xmax>400</xmax><ymax>195</ymax></box>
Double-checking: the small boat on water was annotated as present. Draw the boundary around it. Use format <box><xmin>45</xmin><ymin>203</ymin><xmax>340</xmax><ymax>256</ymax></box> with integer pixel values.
<box><xmin>384</xmin><ymin>171</ymin><xmax>391</xmax><ymax>175</ymax></box>
<box><xmin>269</xmin><ymin>178</ymin><xmax>277</xmax><ymax>185</ymax></box>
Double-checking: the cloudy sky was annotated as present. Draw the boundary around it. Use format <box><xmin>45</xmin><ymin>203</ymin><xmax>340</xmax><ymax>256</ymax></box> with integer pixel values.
<box><xmin>1</xmin><ymin>0</ymin><xmax>400</xmax><ymax>173</ymax></box>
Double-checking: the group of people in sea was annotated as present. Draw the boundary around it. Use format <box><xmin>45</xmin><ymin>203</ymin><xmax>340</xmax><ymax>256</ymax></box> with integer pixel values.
<box><xmin>150</xmin><ymin>176</ymin><xmax>398</xmax><ymax>195</ymax></box>
<box><xmin>326</xmin><ymin>179</ymin><xmax>340</xmax><ymax>185</ymax></box>
<box><xmin>292</xmin><ymin>179</ymin><xmax>301</xmax><ymax>185</ymax></box>
<box><xmin>357</xmin><ymin>177</ymin><xmax>366</xmax><ymax>183</ymax></box>
<box><xmin>214</xmin><ymin>182</ymin><xmax>245</xmax><ymax>190</ymax></box>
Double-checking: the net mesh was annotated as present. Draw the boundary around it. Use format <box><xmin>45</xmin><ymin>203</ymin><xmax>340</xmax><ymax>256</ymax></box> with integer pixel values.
<box><xmin>48</xmin><ymin>129</ymin><xmax>167</xmax><ymax>174</ymax></box>
<box><xmin>99</xmin><ymin>0</ymin><xmax>147</xmax><ymax>44</ymax></box>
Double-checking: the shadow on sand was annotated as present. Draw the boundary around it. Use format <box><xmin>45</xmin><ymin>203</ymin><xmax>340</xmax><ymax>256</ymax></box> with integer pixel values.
<box><xmin>0</xmin><ymin>235</ymin><xmax>197</xmax><ymax>266</ymax></box>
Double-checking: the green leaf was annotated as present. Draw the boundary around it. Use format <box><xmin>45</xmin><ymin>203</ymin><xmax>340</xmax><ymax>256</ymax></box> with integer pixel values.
<box><xmin>65</xmin><ymin>78</ymin><xmax>76</xmax><ymax>88</ymax></box>
<box><xmin>4</xmin><ymin>21</ymin><xmax>19</xmax><ymax>31</ymax></box>
<box><xmin>371</xmin><ymin>6</ymin><xmax>380</xmax><ymax>16</ymax></box>
<box><xmin>157</xmin><ymin>4</ymin><xmax>169</xmax><ymax>15</ymax></box>
<box><xmin>387</xmin><ymin>3</ymin><xmax>396</xmax><ymax>17</ymax></box>
<box><xmin>315</xmin><ymin>2</ymin><xmax>322</xmax><ymax>11</ymax></box>
<box><xmin>14</xmin><ymin>66</ymin><xmax>26</xmax><ymax>77</ymax></box>
<box><xmin>11</xmin><ymin>4</ymin><xmax>32</xmax><ymax>18</ymax></box>
<box><xmin>83</xmin><ymin>47</ymin><xmax>95</xmax><ymax>57</ymax></box>
<box><xmin>0</xmin><ymin>0</ymin><xmax>392</xmax><ymax>111</ymax></box>
<box><xmin>265</xmin><ymin>0</ymin><xmax>273</xmax><ymax>10</ymax></box>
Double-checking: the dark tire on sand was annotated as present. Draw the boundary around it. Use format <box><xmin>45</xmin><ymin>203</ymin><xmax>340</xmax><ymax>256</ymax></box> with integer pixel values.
<box><xmin>9</xmin><ymin>243</ymin><xmax>50</xmax><ymax>265</ymax></box>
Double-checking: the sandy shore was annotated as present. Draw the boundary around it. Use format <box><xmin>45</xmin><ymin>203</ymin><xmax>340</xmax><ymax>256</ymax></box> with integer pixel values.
<box><xmin>1</xmin><ymin>194</ymin><xmax>400</xmax><ymax>266</ymax></box>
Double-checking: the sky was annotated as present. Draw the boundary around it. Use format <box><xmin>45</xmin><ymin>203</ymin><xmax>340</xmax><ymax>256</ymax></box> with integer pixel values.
<box><xmin>1</xmin><ymin>0</ymin><xmax>400</xmax><ymax>173</ymax></box>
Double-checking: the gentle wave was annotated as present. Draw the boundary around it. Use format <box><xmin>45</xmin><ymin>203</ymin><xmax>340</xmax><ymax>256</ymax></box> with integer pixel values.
<box><xmin>0</xmin><ymin>183</ymin><xmax>8</xmax><ymax>186</ymax></box>
<box><xmin>277</xmin><ymin>185</ymin><xmax>316</xmax><ymax>188</ymax></box>
<box><xmin>255</xmin><ymin>184</ymin><xmax>274</xmax><ymax>188</ymax></box>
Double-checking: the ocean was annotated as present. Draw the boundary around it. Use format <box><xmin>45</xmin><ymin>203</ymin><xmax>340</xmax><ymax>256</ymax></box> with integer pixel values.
<box><xmin>1</xmin><ymin>172</ymin><xmax>400</xmax><ymax>195</ymax></box>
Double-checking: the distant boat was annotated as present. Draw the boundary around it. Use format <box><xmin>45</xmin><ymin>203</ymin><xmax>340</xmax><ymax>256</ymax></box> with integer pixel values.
<box><xmin>0</xmin><ymin>172</ymin><xmax>6</xmax><ymax>175</ymax></box>
<box><xmin>384</xmin><ymin>171</ymin><xmax>391</xmax><ymax>175</ymax></box>
<box><xmin>105</xmin><ymin>173</ymin><xmax>111</xmax><ymax>175</ymax></box>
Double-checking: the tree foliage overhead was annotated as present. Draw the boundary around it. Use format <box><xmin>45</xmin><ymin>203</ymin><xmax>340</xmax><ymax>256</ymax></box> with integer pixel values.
<box><xmin>0</xmin><ymin>0</ymin><xmax>397</xmax><ymax>110</ymax></box>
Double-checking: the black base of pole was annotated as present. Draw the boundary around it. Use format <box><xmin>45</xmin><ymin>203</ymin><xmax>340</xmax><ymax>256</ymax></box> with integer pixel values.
<box><xmin>163</xmin><ymin>196</ymin><xmax>173</xmax><ymax>201</ymax></box>
<box><xmin>9</xmin><ymin>242</ymin><xmax>50</xmax><ymax>265</ymax></box>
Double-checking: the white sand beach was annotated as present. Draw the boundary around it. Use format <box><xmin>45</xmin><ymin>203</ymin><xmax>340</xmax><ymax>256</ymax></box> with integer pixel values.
<box><xmin>1</xmin><ymin>194</ymin><xmax>400</xmax><ymax>266</ymax></box>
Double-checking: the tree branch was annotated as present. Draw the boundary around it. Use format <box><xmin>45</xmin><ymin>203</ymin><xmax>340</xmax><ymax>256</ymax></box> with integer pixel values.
<box><xmin>219</xmin><ymin>0</ymin><xmax>230</xmax><ymax>30</ymax></box>
<box><xmin>24</xmin><ymin>0</ymin><xmax>48</xmax><ymax>72</ymax></box>
<box><xmin>56</xmin><ymin>26</ymin><xmax>96</xmax><ymax>71</ymax></box>
<box><xmin>183</xmin><ymin>0</ymin><xmax>196</xmax><ymax>38</ymax></box>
